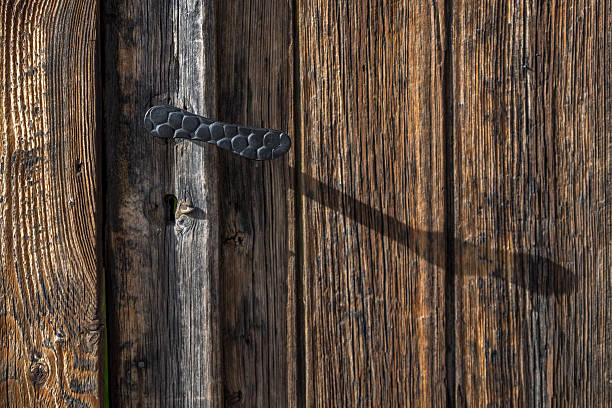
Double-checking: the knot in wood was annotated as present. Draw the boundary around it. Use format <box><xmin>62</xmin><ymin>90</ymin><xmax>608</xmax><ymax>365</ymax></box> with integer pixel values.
<box><xmin>29</xmin><ymin>361</ymin><xmax>49</xmax><ymax>386</ymax></box>
<box><xmin>174</xmin><ymin>201</ymin><xmax>195</xmax><ymax>234</ymax></box>
<box><xmin>225</xmin><ymin>390</ymin><xmax>242</xmax><ymax>405</ymax></box>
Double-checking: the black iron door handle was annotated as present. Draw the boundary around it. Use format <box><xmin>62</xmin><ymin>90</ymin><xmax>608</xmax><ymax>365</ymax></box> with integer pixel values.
<box><xmin>144</xmin><ymin>105</ymin><xmax>291</xmax><ymax>160</ymax></box>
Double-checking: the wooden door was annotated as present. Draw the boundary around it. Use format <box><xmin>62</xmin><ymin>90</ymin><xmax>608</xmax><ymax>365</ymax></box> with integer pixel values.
<box><xmin>1</xmin><ymin>0</ymin><xmax>610</xmax><ymax>407</ymax></box>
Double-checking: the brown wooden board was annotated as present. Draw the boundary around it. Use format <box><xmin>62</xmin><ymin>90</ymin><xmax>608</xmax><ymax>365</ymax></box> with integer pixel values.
<box><xmin>216</xmin><ymin>0</ymin><xmax>297</xmax><ymax>406</ymax></box>
<box><xmin>296</xmin><ymin>2</ymin><xmax>449</xmax><ymax>405</ymax></box>
<box><xmin>451</xmin><ymin>0</ymin><xmax>611</xmax><ymax>405</ymax></box>
<box><xmin>0</xmin><ymin>0</ymin><xmax>102</xmax><ymax>406</ymax></box>
<box><xmin>103</xmin><ymin>0</ymin><xmax>221</xmax><ymax>406</ymax></box>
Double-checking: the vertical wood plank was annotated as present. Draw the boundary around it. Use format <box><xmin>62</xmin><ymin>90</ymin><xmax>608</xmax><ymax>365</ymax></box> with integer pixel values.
<box><xmin>297</xmin><ymin>1</ymin><xmax>449</xmax><ymax>405</ymax></box>
<box><xmin>169</xmin><ymin>0</ymin><xmax>221</xmax><ymax>404</ymax></box>
<box><xmin>452</xmin><ymin>0</ymin><xmax>611</xmax><ymax>405</ymax></box>
<box><xmin>216</xmin><ymin>0</ymin><xmax>296</xmax><ymax>406</ymax></box>
<box><xmin>103</xmin><ymin>0</ymin><xmax>220</xmax><ymax>405</ymax></box>
<box><xmin>0</xmin><ymin>0</ymin><xmax>102</xmax><ymax>406</ymax></box>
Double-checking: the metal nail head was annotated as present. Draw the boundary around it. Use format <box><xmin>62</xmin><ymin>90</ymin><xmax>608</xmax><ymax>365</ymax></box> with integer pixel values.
<box><xmin>175</xmin><ymin>201</ymin><xmax>194</xmax><ymax>219</ymax></box>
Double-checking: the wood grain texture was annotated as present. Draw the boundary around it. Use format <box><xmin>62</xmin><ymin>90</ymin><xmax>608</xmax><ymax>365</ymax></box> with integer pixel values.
<box><xmin>101</xmin><ymin>0</ymin><xmax>612</xmax><ymax>406</ymax></box>
<box><xmin>216</xmin><ymin>0</ymin><xmax>296</xmax><ymax>406</ymax></box>
<box><xmin>103</xmin><ymin>0</ymin><xmax>221</xmax><ymax>406</ymax></box>
<box><xmin>452</xmin><ymin>0</ymin><xmax>611</xmax><ymax>405</ymax></box>
<box><xmin>0</xmin><ymin>0</ymin><xmax>102</xmax><ymax>407</ymax></box>
<box><xmin>297</xmin><ymin>1</ymin><xmax>449</xmax><ymax>406</ymax></box>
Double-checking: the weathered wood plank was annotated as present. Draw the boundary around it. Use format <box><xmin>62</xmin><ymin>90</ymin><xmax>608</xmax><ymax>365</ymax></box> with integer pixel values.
<box><xmin>103</xmin><ymin>0</ymin><xmax>221</xmax><ymax>406</ymax></box>
<box><xmin>0</xmin><ymin>0</ymin><xmax>102</xmax><ymax>406</ymax></box>
<box><xmin>297</xmin><ymin>2</ymin><xmax>449</xmax><ymax>405</ymax></box>
<box><xmin>452</xmin><ymin>0</ymin><xmax>611</xmax><ymax>405</ymax></box>
<box><xmin>216</xmin><ymin>0</ymin><xmax>296</xmax><ymax>406</ymax></box>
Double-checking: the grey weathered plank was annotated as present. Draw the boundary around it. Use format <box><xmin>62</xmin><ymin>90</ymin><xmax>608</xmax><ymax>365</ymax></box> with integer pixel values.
<box><xmin>216</xmin><ymin>0</ymin><xmax>297</xmax><ymax>406</ymax></box>
<box><xmin>103</xmin><ymin>0</ymin><xmax>221</xmax><ymax>406</ymax></box>
<box><xmin>0</xmin><ymin>0</ymin><xmax>102</xmax><ymax>406</ymax></box>
<box><xmin>451</xmin><ymin>0</ymin><xmax>611</xmax><ymax>405</ymax></box>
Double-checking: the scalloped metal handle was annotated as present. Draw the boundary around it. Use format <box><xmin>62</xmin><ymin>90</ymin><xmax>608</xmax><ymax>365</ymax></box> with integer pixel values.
<box><xmin>144</xmin><ymin>104</ymin><xmax>291</xmax><ymax>160</ymax></box>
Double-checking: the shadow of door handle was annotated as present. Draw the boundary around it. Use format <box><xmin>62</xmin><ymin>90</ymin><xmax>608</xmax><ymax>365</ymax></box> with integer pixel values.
<box><xmin>144</xmin><ymin>104</ymin><xmax>291</xmax><ymax>160</ymax></box>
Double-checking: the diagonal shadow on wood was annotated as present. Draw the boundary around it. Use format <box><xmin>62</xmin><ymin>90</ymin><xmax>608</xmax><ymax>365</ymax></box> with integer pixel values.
<box><xmin>291</xmin><ymin>165</ymin><xmax>576</xmax><ymax>297</ymax></box>
<box><xmin>181</xmin><ymin>143</ymin><xmax>576</xmax><ymax>297</ymax></box>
